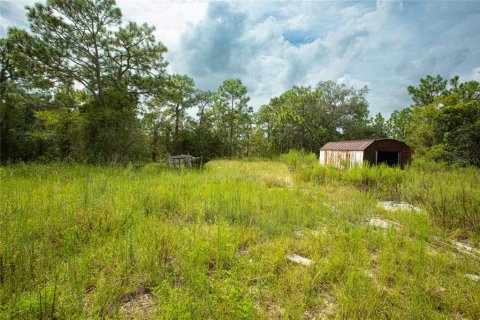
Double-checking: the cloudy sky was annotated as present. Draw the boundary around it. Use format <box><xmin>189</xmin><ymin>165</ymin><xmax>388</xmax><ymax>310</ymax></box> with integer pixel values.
<box><xmin>1</xmin><ymin>0</ymin><xmax>479</xmax><ymax>116</ymax></box>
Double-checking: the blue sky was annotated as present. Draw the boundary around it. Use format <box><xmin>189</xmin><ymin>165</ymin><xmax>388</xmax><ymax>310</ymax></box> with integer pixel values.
<box><xmin>1</xmin><ymin>0</ymin><xmax>479</xmax><ymax>116</ymax></box>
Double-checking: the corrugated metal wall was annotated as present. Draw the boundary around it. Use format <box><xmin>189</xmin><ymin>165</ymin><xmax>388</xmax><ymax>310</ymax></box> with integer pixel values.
<box><xmin>319</xmin><ymin>150</ymin><xmax>364</xmax><ymax>167</ymax></box>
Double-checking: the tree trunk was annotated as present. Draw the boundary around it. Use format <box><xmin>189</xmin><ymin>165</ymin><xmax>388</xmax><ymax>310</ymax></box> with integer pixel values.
<box><xmin>300</xmin><ymin>102</ymin><xmax>305</xmax><ymax>150</ymax></box>
<box><xmin>229</xmin><ymin>97</ymin><xmax>234</xmax><ymax>158</ymax></box>
<box><xmin>93</xmin><ymin>37</ymin><xmax>104</xmax><ymax>108</ymax></box>
<box><xmin>174</xmin><ymin>103</ymin><xmax>180</xmax><ymax>154</ymax></box>
<box><xmin>229</xmin><ymin>123</ymin><xmax>234</xmax><ymax>159</ymax></box>
<box><xmin>151</xmin><ymin>124</ymin><xmax>159</xmax><ymax>161</ymax></box>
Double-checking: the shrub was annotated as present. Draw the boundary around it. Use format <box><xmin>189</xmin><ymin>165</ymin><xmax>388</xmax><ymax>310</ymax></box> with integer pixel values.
<box><xmin>402</xmin><ymin>167</ymin><xmax>480</xmax><ymax>231</ymax></box>
<box><xmin>286</xmin><ymin>160</ymin><xmax>480</xmax><ymax>232</ymax></box>
<box><xmin>279</xmin><ymin>149</ymin><xmax>317</xmax><ymax>171</ymax></box>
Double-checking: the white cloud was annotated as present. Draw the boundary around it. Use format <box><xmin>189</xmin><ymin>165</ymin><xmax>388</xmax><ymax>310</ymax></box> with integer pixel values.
<box><xmin>1</xmin><ymin>0</ymin><xmax>479</xmax><ymax>117</ymax></box>
<box><xmin>173</xmin><ymin>0</ymin><xmax>479</xmax><ymax>115</ymax></box>
<box><xmin>461</xmin><ymin>66</ymin><xmax>480</xmax><ymax>82</ymax></box>
<box><xmin>337</xmin><ymin>75</ymin><xmax>369</xmax><ymax>90</ymax></box>
<box><xmin>0</xmin><ymin>0</ymin><xmax>35</xmax><ymax>37</ymax></box>
<box><xmin>206</xmin><ymin>1</ymin><xmax>402</xmax><ymax>109</ymax></box>
<box><xmin>118</xmin><ymin>1</ymin><xmax>207</xmax><ymax>47</ymax></box>
<box><xmin>117</xmin><ymin>0</ymin><xmax>208</xmax><ymax>73</ymax></box>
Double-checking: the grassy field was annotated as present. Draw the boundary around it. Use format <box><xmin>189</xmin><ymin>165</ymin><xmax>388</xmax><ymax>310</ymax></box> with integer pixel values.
<box><xmin>0</xmin><ymin>160</ymin><xmax>479</xmax><ymax>319</ymax></box>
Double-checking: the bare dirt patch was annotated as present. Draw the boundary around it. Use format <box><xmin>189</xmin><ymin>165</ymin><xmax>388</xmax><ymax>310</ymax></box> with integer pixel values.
<box><xmin>433</xmin><ymin>237</ymin><xmax>480</xmax><ymax>260</ymax></box>
<box><xmin>378</xmin><ymin>201</ymin><xmax>420</xmax><ymax>212</ymax></box>
<box><xmin>314</xmin><ymin>291</ymin><xmax>337</xmax><ymax>320</ymax></box>
<box><xmin>254</xmin><ymin>300</ymin><xmax>285</xmax><ymax>319</ymax></box>
<box><xmin>368</xmin><ymin>217</ymin><xmax>401</xmax><ymax>230</ymax></box>
<box><xmin>120</xmin><ymin>292</ymin><xmax>155</xmax><ymax>319</ymax></box>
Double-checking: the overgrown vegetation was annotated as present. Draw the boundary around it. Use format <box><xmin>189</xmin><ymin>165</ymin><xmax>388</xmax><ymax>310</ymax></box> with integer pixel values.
<box><xmin>281</xmin><ymin>150</ymin><xmax>480</xmax><ymax>232</ymax></box>
<box><xmin>1</xmin><ymin>160</ymin><xmax>479</xmax><ymax>319</ymax></box>
<box><xmin>2</xmin><ymin>1</ymin><xmax>478</xmax><ymax>166</ymax></box>
<box><xmin>1</xmin><ymin>1</ymin><xmax>479</xmax><ymax>319</ymax></box>
<box><xmin>387</xmin><ymin>75</ymin><xmax>480</xmax><ymax>166</ymax></box>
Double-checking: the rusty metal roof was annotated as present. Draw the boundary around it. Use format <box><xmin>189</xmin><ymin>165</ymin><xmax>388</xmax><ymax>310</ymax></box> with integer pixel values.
<box><xmin>320</xmin><ymin>139</ymin><xmax>377</xmax><ymax>151</ymax></box>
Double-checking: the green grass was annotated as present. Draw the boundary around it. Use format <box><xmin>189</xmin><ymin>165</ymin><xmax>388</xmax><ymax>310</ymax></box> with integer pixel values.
<box><xmin>1</xmin><ymin>160</ymin><xmax>479</xmax><ymax>319</ymax></box>
<box><xmin>282</xmin><ymin>150</ymin><xmax>480</xmax><ymax>233</ymax></box>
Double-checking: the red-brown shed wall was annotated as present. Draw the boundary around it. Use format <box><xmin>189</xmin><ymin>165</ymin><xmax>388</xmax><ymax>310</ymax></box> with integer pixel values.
<box><xmin>363</xmin><ymin>140</ymin><xmax>411</xmax><ymax>167</ymax></box>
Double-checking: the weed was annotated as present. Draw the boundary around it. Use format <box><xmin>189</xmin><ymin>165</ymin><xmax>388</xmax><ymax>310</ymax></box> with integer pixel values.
<box><xmin>0</xmin><ymin>160</ymin><xmax>479</xmax><ymax>318</ymax></box>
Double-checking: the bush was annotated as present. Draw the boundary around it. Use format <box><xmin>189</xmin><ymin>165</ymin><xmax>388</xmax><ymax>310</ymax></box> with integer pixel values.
<box><xmin>278</xmin><ymin>149</ymin><xmax>317</xmax><ymax>171</ymax></box>
<box><xmin>286</xmin><ymin>160</ymin><xmax>480</xmax><ymax>232</ymax></box>
<box><xmin>295</xmin><ymin>165</ymin><xmax>339</xmax><ymax>185</ymax></box>
<box><xmin>343</xmin><ymin>165</ymin><xmax>405</xmax><ymax>199</ymax></box>
<box><xmin>402</xmin><ymin>166</ymin><xmax>480</xmax><ymax>231</ymax></box>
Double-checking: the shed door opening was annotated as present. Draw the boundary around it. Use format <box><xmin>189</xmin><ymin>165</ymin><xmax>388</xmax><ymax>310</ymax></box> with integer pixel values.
<box><xmin>376</xmin><ymin>151</ymin><xmax>399</xmax><ymax>166</ymax></box>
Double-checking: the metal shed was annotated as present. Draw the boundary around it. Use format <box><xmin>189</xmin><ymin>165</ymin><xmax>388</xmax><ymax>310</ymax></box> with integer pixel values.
<box><xmin>168</xmin><ymin>154</ymin><xmax>209</xmax><ymax>168</ymax></box>
<box><xmin>319</xmin><ymin>139</ymin><xmax>411</xmax><ymax>168</ymax></box>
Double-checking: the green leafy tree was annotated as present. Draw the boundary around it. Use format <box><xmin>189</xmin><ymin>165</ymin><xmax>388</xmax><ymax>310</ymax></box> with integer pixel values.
<box><xmin>255</xmin><ymin>103</ymin><xmax>277</xmax><ymax>154</ymax></box>
<box><xmin>0</xmin><ymin>31</ymin><xmax>51</xmax><ymax>162</ymax></box>
<box><xmin>265</xmin><ymin>87</ymin><xmax>311</xmax><ymax>153</ymax></box>
<box><xmin>368</xmin><ymin>112</ymin><xmax>387</xmax><ymax>138</ymax></box>
<box><xmin>434</xmin><ymin>82</ymin><xmax>480</xmax><ymax>165</ymax></box>
<box><xmin>0</xmin><ymin>84</ymin><xmax>47</xmax><ymax>162</ymax></box>
<box><xmin>402</xmin><ymin>75</ymin><xmax>480</xmax><ymax>166</ymax></box>
<box><xmin>256</xmin><ymin>81</ymin><xmax>370</xmax><ymax>154</ymax></box>
<box><xmin>386</xmin><ymin>108</ymin><xmax>412</xmax><ymax>140</ymax></box>
<box><xmin>316</xmin><ymin>81</ymin><xmax>370</xmax><ymax>141</ymax></box>
<box><xmin>33</xmin><ymin>86</ymin><xmax>84</xmax><ymax>160</ymax></box>
<box><xmin>142</xmin><ymin>99</ymin><xmax>170</xmax><ymax>162</ymax></box>
<box><xmin>20</xmin><ymin>0</ymin><xmax>168</xmax><ymax>162</ymax></box>
<box><xmin>407</xmin><ymin>74</ymin><xmax>448</xmax><ymax>107</ymax></box>
<box><xmin>24</xmin><ymin>0</ymin><xmax>167</xmax><ymax>104</ymax></box>
<box><xmin>194</xmin><ymin>90</ymin><xmax>215</xmax><ymax>127</ymax></box>
<box><xmin>214</xmin><ymin>79</ymin><xmax>252</xmax><ymax>158</ymax></box>
<box><xmin>408</xmin><ymin>104</ymin><xmax>441</xmax><ymax>158</ymax></box>
<box><xmin>0</xmin><ymin>38</ymin><xmax>14</xmax><ymax>102</ymax></box>
<box><xmin>188</xmin><ymin>90</ymin><xmax>221</xmax><ymax>157</ymax></box>
<box><xmin>164</xmin><ymin>74</ymin><xmax>195</xmax><ymax>154</ymax></box>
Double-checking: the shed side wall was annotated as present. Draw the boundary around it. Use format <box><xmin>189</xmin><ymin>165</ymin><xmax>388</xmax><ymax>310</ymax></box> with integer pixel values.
<box><xmin>319</xmin><ymin>150</ymin><xmax>363</xmax><ymax>167</ymax></box>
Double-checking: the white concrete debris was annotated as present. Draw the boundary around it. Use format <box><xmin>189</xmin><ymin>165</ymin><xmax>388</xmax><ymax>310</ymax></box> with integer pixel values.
<box><xmin>464</xmin><ymin>274</ymin><xmax>480</xmax><ymax>282</ymax></box>
<box><xmin>293</xmin><ymin>227</ymin><xmax>327</xmax><ymax>239</ymax></box>
<box><xmin>369</xmin><ymin>217</ymin><xmax>389</xmax><ymax>229</ymax></box>
<box><xmin>378</xmin><ymin>201</ymin><xmax>421</xmax><ymax>212</ymax></box>
<box><xmin>452</xmin><ymin>241</ymin><xmax>480</xmax><ymax>256</ymax></box>
<box><xmin>368</xmin><ymin>217</ymin><xmax>400</xmax><ymax>229</ymax></box>
<box><xmin>287</xmin><ymin>254</ymin><xmax>314</xmax><ymax>266</ymax></box>
<box><xmin>433</xmin><ymin>237</ymin><xmax>480</xmax><ymax>261</ymax></box>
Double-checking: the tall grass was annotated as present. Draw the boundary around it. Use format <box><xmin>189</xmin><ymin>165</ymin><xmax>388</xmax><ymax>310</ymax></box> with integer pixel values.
<box><xmin>402</xmin><ymin>165</ymin><xmax>480</xmax><ymax>232</ymax></box>
<box><xmin>281</xmin><ymin>150</ymin><xmax>480</xmax><ymax>232</ymax></box>
<box><xmin>0</xmin><ymin>160</ymin><xmax>479</xmax><ymax>318</ymax></box>
<box><xmin>279</xmin><ymin>150</ymin><xmax>317</xmax><ymax>171</ymax></box>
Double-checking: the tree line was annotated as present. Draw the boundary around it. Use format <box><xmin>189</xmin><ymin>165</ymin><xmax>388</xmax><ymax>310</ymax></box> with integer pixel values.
<box><xmin>387</xmin><ymin>75</ymin><xmax>480</xmax><ymax>166</ymax></box>
<box><xmin>1</xmin><ymin>0</ymin><xmax>479</xmax><ymax>166</ymax></box>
